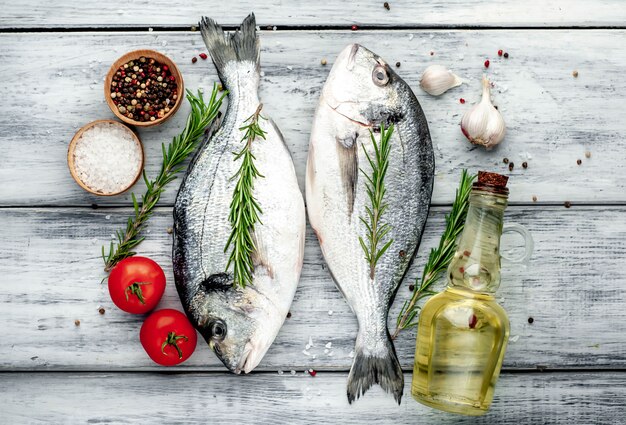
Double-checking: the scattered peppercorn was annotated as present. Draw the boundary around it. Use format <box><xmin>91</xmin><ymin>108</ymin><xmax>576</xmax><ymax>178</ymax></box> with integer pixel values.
<box><xmin>199</xmin><ymin>53</ymin><xmax>208</xmax><ymax>60</ymax></box>
<box><xmin>91</xmin><ymin>203</ymin><xmax>98</xmax><ymax>209</ymax></box>
<box><xmin>532</xmin><ymin>195</ymin><xmax>538</xmax><ymax>202</ymax></box>
<box><xmin>383</xmin><ymin>2</ymin><xmax>390</xmax><ymax>10</ymax></box>
<box><xmin>503</xmin><ymin>52</ymin><xmax>509</xmax><ymax>58</ymax></box>
<box><xmin>528</xmin><ymin>317</ymin><xmax>534</xmax><ymax>324</ymax></box>
<box><xmin>509</xmin><ymin>162</ymin><xmax>514</xmax><ymax>171</ymax></box>
<box><xmin>408</xmin><ymin>284</ymin><xmax>415</xmax><ymax>291</ymax></box>
<box><xmin>351</xmin><ymin>24</ymin><xmax>358</xmax><ymax>31</ymax></box>
<box><xmin>522</xmin><ymin>161</ymin><xmax>528</xmax><ymax>169</ymax></box>
<box><xmin>110</xmin><ymin>57</ymin><xmax>178</xmax><ymax>123</ymax></box>
<box><xmin>577</xmin><ymin>159</ymin><xmax>582</xmax><ymax>165</ymax></box>
<box><xmin>430</xmin><ymin>51</ymin><xmax>434</xmax><ymax>56</ymax></box>
<box><xmin>585</xmin><ymin>151</ymin><xmax>591</xmax><ymax>158</ymax></box>
<box><xmin>74</xmin><ymin>319</ymin><xmax>80</xmax><ymax>326</ymax></box>
<box><xmin>286</xmin><ymin>311</ymin><xmax>292</xmax><ymax>318</ymax></box>
<box><xmin>191</xmin><ymin>56</ymin><xmax>198</xmax><ymax>63</ymax></box>
<box><xmin>484</xmin><ymin>59</ymin><xmax>490</xmax><ymax>68</ymax></box>
<box><xmin>503</xmin><ymin>157</ymin><xmax>509</xmax><ymax>164</ymax></box>
<box><xmin>463</xmin><ymin>250</ymin><xmax>471</xmax><ymax>257</ymax></box>
<box><xmin>572</xmin><ymin>70</ymin><xmax>579</xmax><ymax>78</ymax></box>
<box><xmin>98</xmin><ymin>307</ymin><xmax>105</xmax><ymax>315</ymax></box>
<box><xmin>459</xmin><ymin>98</ymin><xmax>466</xmax><ymax>104</ymax></box>
<box><xmin>398</xmin><ymin>250</ymin><xmax>406</xmax><ymax>258</ymax></box>
<box><xmin>498</xmin><ymin>49</ymin><xmax>503</xmax><ymax>57</ymax></box>
<box><xmin>321</xmin><ymin>58</ymin><xmax>327</xmax><ymax>66</ymax></box>
<box><xmin>395</xmin><ymin>61</ymin><xmax>401</xmax><ymax>68</ymax></box>
<box><xmin>564</xmin><ymin>201</ymin><xmax>571</xmax><ymax>208</ymax></box>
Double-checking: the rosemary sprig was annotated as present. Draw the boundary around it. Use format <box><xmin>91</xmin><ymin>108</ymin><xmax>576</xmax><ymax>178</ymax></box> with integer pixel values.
<box><xmin>392</xmin><ymin>170</ymin><xmax>476</xmax><ymax>339</ymax></box>
<box><xmin>102</xmin><ymin>85</ymin><xmax>226</xmax><ymax>272</ymax></box>
<box><xmin>224</xmin><ymin>104</ymin><xmax>267</xmax><ymax>288</ymax></box>
<box><xmin>359</xmin><ymin>123</ymin><xmax>394</xmax><ymax>280</ymax></box>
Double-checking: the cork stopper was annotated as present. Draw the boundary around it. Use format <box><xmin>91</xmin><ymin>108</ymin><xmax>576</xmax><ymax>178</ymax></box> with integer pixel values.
<box><xmin>473</xmin><ymin>171</ymin><xmax>509</xmax><ymax>195</ymax></box>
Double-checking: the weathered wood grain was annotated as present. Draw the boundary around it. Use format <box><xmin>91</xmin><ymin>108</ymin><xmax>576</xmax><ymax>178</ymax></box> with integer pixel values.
<box><xmin>2</xmin><ymin>1</ymin><xmax>626</xmax><ymax>28</ymax></box>
<box><xmin>2</xmin><ymin>206</ymin><xmax>625</xmax><ymax>371</ymax></box>
<box><xmin>0</xmin><ymin>30</ymin><xmax>625</xmax><ymax>205</ymax></box>
<box><xmin>1</xmin><ymin>371</ymin><xmax>624</xmax><ymax>424</ymax></box>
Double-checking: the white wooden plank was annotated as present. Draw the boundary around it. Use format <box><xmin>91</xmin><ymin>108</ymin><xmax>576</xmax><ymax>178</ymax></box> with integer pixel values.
<box><xmin>1</xmin><ymin>30</ymin><xmax>624</xmax><ymax>205</ymax></box>
<box><xmin>2</xmin><ymin>206</ymin><xmax>625</xmax><ymax>371</ymax></box>
<box><xmin>0</xmin><ymin>371</ymin><xmax>624</xmax><ymax>423</ymax></box>
<box><xmin>2</xmin><ymin>1</ymin><xmax>626</xmax><ymax>28</ymax></box>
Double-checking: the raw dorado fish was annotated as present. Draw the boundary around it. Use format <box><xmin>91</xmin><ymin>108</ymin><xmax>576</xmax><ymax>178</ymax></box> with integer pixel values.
<box><xmin>306</xmin><ymin>44</ymin><xmax>435</xmax><ymax>403</ymax></box>
<box><xmin>173</xmin><ymin>14</ymin><xmax>306</xmax><ymax>374</ymax></box>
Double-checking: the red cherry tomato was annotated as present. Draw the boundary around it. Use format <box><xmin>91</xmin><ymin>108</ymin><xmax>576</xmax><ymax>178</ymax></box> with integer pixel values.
<box><xmin>108</xmin><ymin>256</ymin><xmax>166</xmax><ymax>314</ymax></box>
<box><xmin>140</xmin><ymin>309</ymin><xmax>197</xmax><ymax>366</ymax></box>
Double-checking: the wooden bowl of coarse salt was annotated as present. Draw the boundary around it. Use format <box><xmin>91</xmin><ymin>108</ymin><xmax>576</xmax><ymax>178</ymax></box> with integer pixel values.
<box><xmin>68</xmin><ymin>120</ymin><xmax>144</xmax><ymax>196</ymax></box>
<box><xmin>105</xmin><ymin>49</ymin><xmax>184</xmax><ymax>127</ymax></box>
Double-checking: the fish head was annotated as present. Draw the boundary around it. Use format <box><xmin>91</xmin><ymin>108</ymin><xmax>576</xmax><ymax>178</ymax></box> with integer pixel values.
<box><xmin>188</xmin><ymin>273</ymin><xmax>272</xmax><ymax>374</ymax></box>
<box><xmin>322</xmin><ymin>43</ymin><xmax>405</xmax><ymax>127</ymax></box>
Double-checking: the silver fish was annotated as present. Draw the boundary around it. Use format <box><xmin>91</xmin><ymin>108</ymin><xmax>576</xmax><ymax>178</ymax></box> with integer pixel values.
<box><xmin>306</xmin><ymin>44</ymin><xmax>435</xmax><ymax>403</ymax></box>
<box><xmin>173</xmin><ymin>14</ymin><xmax>306</xmax><ymax>374</ymax></box>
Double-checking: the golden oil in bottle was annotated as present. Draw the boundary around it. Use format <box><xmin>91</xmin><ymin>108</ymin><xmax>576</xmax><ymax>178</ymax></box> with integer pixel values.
<box><xmin>412</xmin><ymin>171</ymin><xmax>511</xmax><ymax>416</ymax></box>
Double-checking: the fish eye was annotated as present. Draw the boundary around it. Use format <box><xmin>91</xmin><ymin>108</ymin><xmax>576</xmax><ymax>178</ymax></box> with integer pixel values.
<box><xmin>372</xmin><ymin>65</ymin><xmax>390</xmax><ymax>86</ymax></box>
<box><xmin>210</xmin><ymin>320</ymin><xmax>227</xmax><ymax>341</ymax></box>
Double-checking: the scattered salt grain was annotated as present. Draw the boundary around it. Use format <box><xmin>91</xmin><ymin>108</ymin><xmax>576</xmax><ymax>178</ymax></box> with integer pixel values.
<box><xmin>162</xmin><ymin>40</ymin><xmax>168</xmax><ymax>46</ymax></box>
<box><xmin>105</xmin><ymin>215</ymin><xmax>111</xmax><ymax>220</ymax></box>
<box><xmin>308</xmin><ymin>336</ymin><xmax>314</xmax><ymax>347</ymax></box>
<box><xmin>287</xmin><ymin>66</ymin><xmax>293</xmax><ymax>71</ymax></box>
<box><xmin>290</xmin><ymin>369</ymin><xmax>297</xmax><ymax>376</ymax></box>
<box><xmin>57</xmin><ymin>71</ymin><xmax>63</xmax><ymax>76</ymax></box>
<box><xmin>260</xmin><ymin>71</ymin><xmax>266</xmax><ymax>77</ymax></box>
<box><xmin>272</xmin><ymin>26</ymin><xmax>277</xmax><ymax>31</ymax></box>
<box><xmin>349</xmin><ymin>350</ymin><xmax>354</xmax><ymax>358</ymax></box>
<box><xmin>325</xmin><ymin>342</ymin><xmax>332</xmax><ymax>349</ymax></box>
<box><xmin>302</xmin><ymin>349</ymin><xmax>312</xmax><ymax>356</ymax></box>
<box><xmin>324</xmin><ymin>348</ymin><xmax>329</xmax><ymax>354</ymax></box>
<box><xmin>110</xmin><ymin>234</ymin><xmax>116</xmax><ymax>240</ymax></box>
<box><xmin>328</xmin><ymin>310</ymin><xmax>333</xmax><ymax>316</ymax></box>
<box><xmin>277</xmin><ymin>370</ymin><xmax>284</xmax><ymax>375</ymax></box>
<box><xmin>72</xmin><ymin>122</ymin><xmax>142</xmax><ymax>195</ymax></box>
<box><xmin>408</xmin><ymin>33</ymin><xmax>414</xmax><ymax>41</ymax></box>
<box><xmin>148</xmin><ymin>27</ymin><xmax>154</xmax><ymax>32</ymax></box>
<box><xmin>116</xmin><ymin>9</ymin><xmax>124</xmax><ymax>14</ymax></box>
<box><xmin>510</xmin><ymin>335</ymin><xmax>520</xmax><ymax>343</ymax></box>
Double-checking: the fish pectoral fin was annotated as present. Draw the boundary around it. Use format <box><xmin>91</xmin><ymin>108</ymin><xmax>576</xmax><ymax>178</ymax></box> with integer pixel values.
<box><xmin>336</xmin><ymin>133</ymin><xmax>359</xmax><ymax>216</ymax></box>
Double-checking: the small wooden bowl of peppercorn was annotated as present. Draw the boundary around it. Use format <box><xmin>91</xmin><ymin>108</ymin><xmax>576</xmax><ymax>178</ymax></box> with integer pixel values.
<box><xmin>105</xmin><ymin>49</ymin><xmax>184</xmax><ymax>127</ymax></box>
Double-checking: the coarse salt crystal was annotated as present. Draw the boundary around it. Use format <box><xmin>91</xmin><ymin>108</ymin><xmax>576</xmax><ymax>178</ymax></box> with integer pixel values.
<box><xmin>308</xmin><ymin>336</ymin><xmax>314</xmax><ymax>347</ymax></box>
<box><xmin>72</xmin><ymin>122</ymin><xmax>142</xmax><ymax>195</ymax></box>
<box><xmin>328</xmin><ymin>310</ymin><xmax>333</xmax><ymax>316</ymax></box>
<box><xmin>277</xmin><ymin>370</ymin><xmax>283</xmax><ymax>375</ymax></box>
<box><xmin>349</xmin><ymin>350</ymin><xmax>354</xmax><ymax>358</ymax></box>
<box><xmin>290</xmin><ymin>370</ymin><xmax>296</xmax><ymax>375</ymax></box>
<box><xmin>510</xmin><ymin>335</ymin><xmax>520</xmax><ymax>343</ymax></box>
<box><xmin>105</xmin><ymin>215</ymin><xmax>111</xmax><ymax>220</ymax></box>
<box><xmin>324</xmin><ymin>349</ymin><xmax>329</xmax><ymax>354</ymax></box>
<box><xmin>408</xmin><ymin>34</ymin><xmax>414</xmax><ymax>41</ymax></box>
<box><xmin>325</xmin><ymin>342</ymin><xmax>332</xmax><ymax>349</ymax></box>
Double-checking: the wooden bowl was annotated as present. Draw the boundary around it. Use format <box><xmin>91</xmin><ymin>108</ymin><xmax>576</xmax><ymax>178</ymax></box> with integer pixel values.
<box><xmin>104</xmin><ymin>49</ymin><xmax>184</xmax><ymax>127</ymax></box>
<box><xmin>68</xmin><ymin>120</ymin><xmax>144</xmax><ymax>196</ymax></box>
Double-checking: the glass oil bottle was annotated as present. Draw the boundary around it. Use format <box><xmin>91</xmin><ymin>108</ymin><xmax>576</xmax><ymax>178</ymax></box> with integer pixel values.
<box><xmin>411</xmin><ymin>171</ymin><xmax>531</xmax><ymax>416</ymax></box>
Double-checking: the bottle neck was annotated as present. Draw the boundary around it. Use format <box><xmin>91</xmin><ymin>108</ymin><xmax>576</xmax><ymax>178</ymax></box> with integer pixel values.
<box><xmin>447</xmin><ymin>188</ymin><xmax>508</xmax><ymax>294</ymax></box>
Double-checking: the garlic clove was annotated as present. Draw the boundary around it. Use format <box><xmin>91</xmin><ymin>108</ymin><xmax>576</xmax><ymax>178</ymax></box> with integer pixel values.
<box><xmin>460</xmin><ymin>76</ymin><xmax>506</xmax><ymax>150</ymax></box>
<box><xmin>420</xmin><ymin>64</ymin><xmax>463</xmax><ymax>96</ymax></box>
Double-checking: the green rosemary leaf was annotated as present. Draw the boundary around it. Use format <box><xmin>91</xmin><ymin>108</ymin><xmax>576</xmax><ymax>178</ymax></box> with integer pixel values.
<box><xmin>359</xmin><ymin>123</ymin><xmax>395</xmax><ymax>280</ymax></box>
<box><xmin>102</xmin><ymin>84</ymin><xmax>226</xmax><ymax>273</ymax></box>
<box><xmin>392</xmin><ymin>169</ymin><xmax>476</xmax><ymax>339</ymax></box>
<box><xmin>224</xmin><ymin>104</ymin><xmax>267</xmax><ymax>289</ymax></box>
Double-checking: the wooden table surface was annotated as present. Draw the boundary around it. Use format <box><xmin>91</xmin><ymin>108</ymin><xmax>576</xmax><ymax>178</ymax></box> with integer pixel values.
<box><xmin>1</xmin><ymin>1</ymin><xmax>625</xmax><ymax>423</ymax></box>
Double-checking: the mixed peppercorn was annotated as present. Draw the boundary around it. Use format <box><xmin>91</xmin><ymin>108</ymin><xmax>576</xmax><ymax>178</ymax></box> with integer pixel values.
<box><xmin>110</xmin><ymin>56</ymin><xmax>178</xmax><ymax>123</ymax></box>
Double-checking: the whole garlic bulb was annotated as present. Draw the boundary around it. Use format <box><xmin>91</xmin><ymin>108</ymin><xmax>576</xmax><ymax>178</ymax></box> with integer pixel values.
<box><xmin>460</xmin><ymin>76</ymin><xmax>506</xmax><ymax>150</ymax></box>
<box><xmin>420</xmin><ymin>64</ymin><xmax>463</xmax><ymax>96</ymax></box>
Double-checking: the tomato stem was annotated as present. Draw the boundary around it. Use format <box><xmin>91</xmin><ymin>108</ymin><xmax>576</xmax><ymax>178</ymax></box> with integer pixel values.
<box><xmin>161</xmin><ymin>332</ymin><xmax>188</xmax><ymax>359</ymax></box>
<box><xmin>125</xmin><ymin>281</ymin><xmax>151</xmax><ymax>304</ymax></box>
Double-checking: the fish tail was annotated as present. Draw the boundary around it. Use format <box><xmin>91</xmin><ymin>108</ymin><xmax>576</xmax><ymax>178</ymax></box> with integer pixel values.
<box><xmin>199</xmin><ymin>13</ymin><xmax>259</xmax><ymax>86</ymax></box>
<box><xmin>346</xmin><ymin>330</ymin><xmax>404</xmax><ymax>404</ymax></box>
